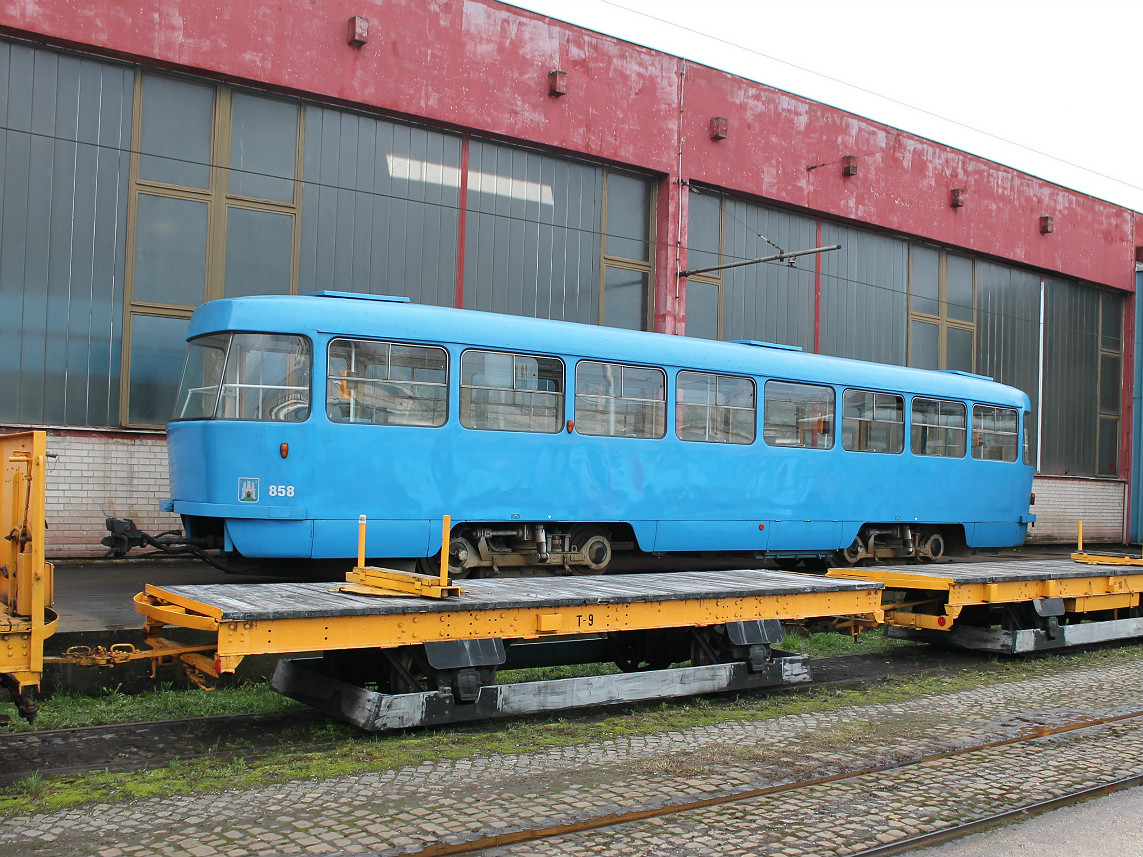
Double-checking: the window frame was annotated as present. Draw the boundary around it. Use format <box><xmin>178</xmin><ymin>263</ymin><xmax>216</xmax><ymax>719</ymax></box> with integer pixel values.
<box><xmin>908</xmin><ymin>245</ymin><xmax>976</xmax><ymax>372</ymax></box>
<box><xmin>840</xmin><ymin>388</ymin><xmax>905</xmax><ymax>454</ymax></box>
<box><xmin>910</xmin><ymin>396</ymin><xmax>968</xmax><ymax>459</ymax></box>
<box><xmin>574</xmin><ymin>359</ymin><xmax>667</xmax><ymax>439</ymax></box>
<box><xmin>971</xmin><ymin>403</ymin><xmax>1020</xmax><ymax>463</ymax></box>
<box><xmin>675</xmin><ymin>370</ymin><xmax>757</xmax><ymax>445</ymax></box>
<box><xmin>121</xmin><ymin>71</ymin><xmax>305</xmax><ymax>427</ymax></box>
<box><xmin>459</xmin><ymin>348</ymin><xmax>565</xmax><ymax>434</ymax></box>
<box><xmin>762</xmin><ymin>380</ymin><xmax>835</xmax><ymax>450</ymax></box>
<box><xmin>326</xmin><ymin>337</ymin><xmax>449</xmax><ymax>428</ymax></box>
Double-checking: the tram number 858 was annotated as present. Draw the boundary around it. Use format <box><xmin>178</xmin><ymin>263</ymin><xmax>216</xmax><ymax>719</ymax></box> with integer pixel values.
<box><xmin>267</xmin><ymin>484</ymin><xmax>296</xmax><ymax>497</ymax></box>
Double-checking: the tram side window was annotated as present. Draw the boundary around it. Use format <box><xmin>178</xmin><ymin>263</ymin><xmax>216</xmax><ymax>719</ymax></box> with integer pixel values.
<box><xmin>842</xmin><ymin>389</ymin><xmax>904</xmax><ymax>454</ymax></box>
<box><xmin>763</xmin><ymin>381</ymin><xmax>834</xmax><ymax>449</ymax></box>
<box><xmin>911</xmin><ymin>397</ymin><xmax>967</xmax><ymax>458</ymax></box>
<box><xmin>575</xmin><ymin>361</ymin><xmax>666</xmax><ymax>438</ymax></box>
<box><xmin>209</xmin><ymin>333</ymin><xmax>312</xmax><ymax>422</ymax></box>
<box><xmin>460</xmin><ymin>350</ymin><xmax>563</xmax><ymax>433</ymax></box>
<box><xmin>327</xmin><ymin>339</ymin><xmax>447</xmax><ymax>427</ymax></box>
<box><xmin>972</xmin><ymin>405</ymin><xmax>1019</xmax><ymax>462</ymax></box>
<box><xmin>676</xmin><ymin>371</ymin><xmax>756</xmax><ymax>444</ymax></box>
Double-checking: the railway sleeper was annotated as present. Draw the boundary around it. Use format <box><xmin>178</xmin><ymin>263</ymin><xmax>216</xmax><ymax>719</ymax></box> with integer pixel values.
<box><xmin>274</xmin><ymin>621</ymin><xmax>806</xmax><ymax>731</ymax></box>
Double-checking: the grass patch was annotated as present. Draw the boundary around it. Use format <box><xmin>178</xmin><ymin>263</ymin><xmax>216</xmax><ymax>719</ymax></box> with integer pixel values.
<box><xmin>779</xmin><ymin>626</ymin><xmax>912</xmax><ymax>658</ymax></box>
<box><xmin>17</xmin><ymin>681</ymin><xmax>304</xmax><ymax>731</ymax></box>
<box><xmin>2</xmin><ymin>638</ymin><xmax>1140</xmax><ymax>816</ymax></box>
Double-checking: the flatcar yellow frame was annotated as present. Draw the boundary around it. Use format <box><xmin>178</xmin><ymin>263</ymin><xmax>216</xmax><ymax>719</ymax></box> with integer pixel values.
<box><xmin>136</xmin><ymin>585</ymin><xmax>884</xmax><ymax>677</ymax></box>
<box><xmin>827</xmin><ymin>566</ymin><xmax>1143</xmax><ymax>631</ymax></box>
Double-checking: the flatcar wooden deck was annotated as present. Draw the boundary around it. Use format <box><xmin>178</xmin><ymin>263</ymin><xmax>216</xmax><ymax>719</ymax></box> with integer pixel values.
<box><xmin>135</xmin><ymin>569</ymin><xmax>884</xmax><ymax>671</ymax></box>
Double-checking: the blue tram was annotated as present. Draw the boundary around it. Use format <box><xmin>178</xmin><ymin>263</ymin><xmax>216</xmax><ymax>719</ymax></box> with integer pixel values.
<box><xmin>165</xmin><ymin>291</ymin><xmax>1036</xmax><ymax>574</ymax></box>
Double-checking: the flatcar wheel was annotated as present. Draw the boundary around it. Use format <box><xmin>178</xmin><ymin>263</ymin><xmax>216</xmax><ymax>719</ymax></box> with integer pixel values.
<box><xmin>608</xmin><ymin>631</ymin><xmax>672</xmax><ymax>672</ymax></box>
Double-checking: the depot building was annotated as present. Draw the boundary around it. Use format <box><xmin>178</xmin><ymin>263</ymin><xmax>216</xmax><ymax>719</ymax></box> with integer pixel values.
<box><xmin>1</xmin><ymin>0</ymin><xmax>1141</xmax><ymax>555</ymax></box>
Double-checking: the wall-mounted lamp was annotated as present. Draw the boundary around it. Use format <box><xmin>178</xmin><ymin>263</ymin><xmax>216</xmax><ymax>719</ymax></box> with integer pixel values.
<box><xmin>1040</xmin><ymin>215</ymin><xmax>1055</xmax><ymax>234</ymax></box>
<box><xmin>549</xmin><ymin>70</ymin><xmax>568</xmax><ymax>97</ymax></box>
<box><xmin>709</xmin><ymin>116</ymin><xmax>728</xmax><ymax>140</ymax></box>
<box><xmin>348</xmin><ymin>16</ymin><xmax>369</xmax><ymax>47</ymax></box>
<box><xmin>950</xmin><ymin>188</ymin><xmax>966</xmax><ymax>208</ymax></box>
<box><xmin>842</xmin><ymin>155</ymin><xmax>858</xmax><ymax>177</ymax></box>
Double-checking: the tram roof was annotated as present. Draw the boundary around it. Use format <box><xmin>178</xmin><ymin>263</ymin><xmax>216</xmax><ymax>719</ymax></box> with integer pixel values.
<box><xmin>188</xmin><ymin>292</ymin><xmax>1030</xmax><ymax>407</ymax></box>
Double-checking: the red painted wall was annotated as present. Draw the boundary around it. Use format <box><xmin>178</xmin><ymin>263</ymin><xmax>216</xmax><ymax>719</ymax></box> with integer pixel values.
<box><xmin>1</xmin><ymin>0</ymin><xmax>1136</xmax><ymax>293</ymax></box>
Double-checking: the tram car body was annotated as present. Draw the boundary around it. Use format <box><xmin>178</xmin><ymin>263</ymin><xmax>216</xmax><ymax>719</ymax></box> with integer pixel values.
<box><xmin>167</xmin><ymin>291</ymin><xmax>1036</xmax><ymax>574</ymax></box>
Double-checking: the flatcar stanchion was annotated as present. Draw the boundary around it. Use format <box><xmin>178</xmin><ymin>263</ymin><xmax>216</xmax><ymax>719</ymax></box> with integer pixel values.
<box><xmin>1071</xmin><ymin>519</ymin><xmax>1143</xmax><ymax>566</ymax></box>
<box><xmin>334</xmin><ymin>515</ymin><xmax>462</xmax><ymax>599</ymax></box>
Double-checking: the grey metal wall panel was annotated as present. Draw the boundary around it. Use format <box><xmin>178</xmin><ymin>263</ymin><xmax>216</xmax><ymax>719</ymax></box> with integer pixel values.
<box><xmin>0</xmin><ymin>40</ymin><xmax>131</xmax><ymax>427</ymax></box>
<box><xmin>298</xmin><ymin>106</ymin><xmax>461</xmax><ymax>305</ymax></box>
<box><xmin>464</xmin><ymin>139</ymin><xmax>602</xmax><ymax>325</ymax></box>
<box><xmin>721</xmin><ymin>201</ymin><xmax>816</xmax><ymax>348</ymax></box>
<box><xmin>819</xmin><ymin>223</ymin><xmax>908</xmax><ymax>364</ymax></box>
<box><xmin>975</xmin><ymin>262</ymin><xmax>1039</xmax><ymax>398</ymax></box>
<box><xmin>1041</xmin><ymin>278</ymin><xmax>1100</xmax><ymax>475</ymax></box>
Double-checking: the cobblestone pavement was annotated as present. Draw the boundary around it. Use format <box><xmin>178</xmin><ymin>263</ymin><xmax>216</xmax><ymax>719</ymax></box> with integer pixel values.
<box><xmin>2</xmin><ymin>654</ymin><xmax>1142</xmax><ymax>857</ymax></box>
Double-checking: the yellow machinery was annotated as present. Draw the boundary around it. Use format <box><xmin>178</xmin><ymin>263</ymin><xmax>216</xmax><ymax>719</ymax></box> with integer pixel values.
<box><xmin>1</xmin><ymin>431</ymin><xmax>58</xmax><ymax>721</ymax></box>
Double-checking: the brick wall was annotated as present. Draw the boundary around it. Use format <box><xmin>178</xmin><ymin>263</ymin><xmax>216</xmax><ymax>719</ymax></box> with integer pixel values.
<box><xmin>38</xmin><ymin>430</ymin><xmax>182</xmax><ymax>558</ymax></box>
<box><xmin>1028</xmin><ymin>476</ymin><xmax>1126</xmax><ymax>544</ymax></box>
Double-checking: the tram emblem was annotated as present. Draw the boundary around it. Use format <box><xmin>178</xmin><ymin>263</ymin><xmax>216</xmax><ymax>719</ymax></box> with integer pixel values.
<box><xmin>239</xmin><ymin>477</ymin><xmax>260</xmax><ymax>503</ymax></box>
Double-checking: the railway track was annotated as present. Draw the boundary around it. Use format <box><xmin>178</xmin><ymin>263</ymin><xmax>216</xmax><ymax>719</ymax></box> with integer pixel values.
<box><xmin>0</xmin><ymin>649</ymin><xmax>981</xmax><ymax>782</ymax></box>
<box><xmin>409</xmin><ymin>709</ymin><xmax>1143</xmax><ymax>857</ymax></box>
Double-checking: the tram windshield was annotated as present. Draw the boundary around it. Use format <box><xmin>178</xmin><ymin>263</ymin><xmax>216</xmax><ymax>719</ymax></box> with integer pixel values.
<box><xmin>172</xmin><ymin>333</ymin><xmax>312</xmax><ymax>422</ymax></box>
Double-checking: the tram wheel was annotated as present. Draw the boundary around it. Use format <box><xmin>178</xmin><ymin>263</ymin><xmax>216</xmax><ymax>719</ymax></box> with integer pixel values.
<box><xmin>569</xmin><ymin>526</ymin><xmax>612</xmax><ymax>573</ymax></box>
<box><xmin>919</xmin><ymin>530</ymin><xmax>945</xmax><ymax>562</ymax></box>
<box><xmin>834</xmin><ymin>537</ymin><xmax>866</xmax><ymax>567</ymax></box>
<box><xmin>417</xmin><ymin>535</ymin><xmax>479</xmax><ymax>579</ymax></box>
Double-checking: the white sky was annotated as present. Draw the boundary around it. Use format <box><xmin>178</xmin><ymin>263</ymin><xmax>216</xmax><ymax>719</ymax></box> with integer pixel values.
<box><xmin>504</xmin><ymin>0</ymin><xmax>1143</xmax><ymax>213</ymax></box>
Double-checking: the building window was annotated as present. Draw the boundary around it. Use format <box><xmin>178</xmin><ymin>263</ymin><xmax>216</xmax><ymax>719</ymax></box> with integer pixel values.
<box><xmin>676</xmin><ymin>371</ymin><xmax>756</xmax><ymax>444</ymax></box>
<box><xmin>911</xmin><ymin>398</ymin><xmax>967</xmax><ymax>458</ymax></box>
<box><xmin>1097</xmin><ymin>291</ymin><xmax>1122</xmax><ymax>476</ymax></box>
<box><xmin>327</xmin><ymin>339</ymin><xmax>448</xmax><ymax>427</ymax></box>
<box><xmin>122</xmin><ymin>72</ymin><xmax>303</xmax><ymax>426</ymax></box>
<box><xmin>763</xmin><ymin>381</ymin><xmax>834</xmax><ymax>449</ymax></box>
<box><xmin>972</xmin><ymin>405</ymin><xmax>1019</xmax><ymax>462</ymax></box>
<box><xmin>601</xmin><ymin>171</ymin><xmax>655</xmax><ymax>331</ymax></box>
<box><xmin>841</xmin><ymin>389</ymin><xmax>904</xmax><ymax>454</ymax></box>
<box><xmin>574</xmin><ymin>361</ymin><xmax>665</xmax><ymax>438</ymax></box>
<box><xmin>909</xmin><ymin>246</ymin><xmax>975</xmax><ymax>372</ymax></box>
<box><xmin>460</xmin><ymin>350</ymin><xmax>564</xmax><ymax>433</ymax></box>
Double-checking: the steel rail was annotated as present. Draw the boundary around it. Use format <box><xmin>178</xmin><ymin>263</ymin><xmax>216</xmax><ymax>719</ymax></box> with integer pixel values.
<box><xmin>848</xmin><ymin>771</ymin><xmax>1143</xmax><ymax>857</ymax></box>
